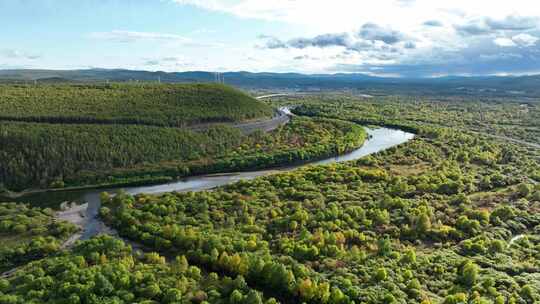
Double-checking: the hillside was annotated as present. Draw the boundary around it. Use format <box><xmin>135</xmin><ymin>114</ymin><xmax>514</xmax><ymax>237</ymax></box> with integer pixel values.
<box><xmin>0</xmin><ymin>83</ymin><xmax>273</xmax><ymax>127</ymax></box>
<box><xmin>2</xmin><ymin>69</ymin><xmax>540</xmax><ymax>98</ymax></box>
<box><xmin>0</xmin><ymin>108</ymin><xmax>365</xmax><ymax>191</ymax></box>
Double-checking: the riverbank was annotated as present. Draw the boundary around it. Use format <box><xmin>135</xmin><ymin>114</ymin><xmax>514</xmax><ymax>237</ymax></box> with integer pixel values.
<box><xmin>56</xmin><ymin>203</ymin><xmax>88</xmax><ymax>248</ymax></box>
<box><xmin>0</xmin><ymin>126</ymin><xmax>415</xmax><ymax>286</ymax></box>
<box><xmin>59</xmin><ymin>127</ymin><xmax>412</xmax><ymax>242</ymax></box>
<box><xmin>2</xmin><ymin>116</ymin><xmax>366</xmax><ymax>201</ymax></box>
<box><xmin>55</xmin><ymin>201</ymin><xmax>118</xmax><ymax>248</ymax></box>
<box><xmin>0</xmin><ymin>127</ymin><xmax>413</xmax><ymax>250</ymax></box>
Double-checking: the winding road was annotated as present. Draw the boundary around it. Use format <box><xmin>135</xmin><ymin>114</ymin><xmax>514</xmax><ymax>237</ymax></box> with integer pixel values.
<box><xmin>188</xmin><ymin>94</ymin><xmax>292</xmax><ymax>135</ymax></box>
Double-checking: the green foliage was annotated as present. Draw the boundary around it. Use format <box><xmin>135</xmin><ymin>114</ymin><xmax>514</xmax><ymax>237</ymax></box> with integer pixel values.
<box><xmin>0</xmin><ymin>83</ymin><xmax>273</xmax><ymax>126</ymax></box>
<box><xmin>0</xmin><ymin>202</ymin><xmax>78</xmax><ymax>271</ymax></box>
<box><xmin>459</xmin><ymin>261</ymin><xmax>479</xmax><ymax>287</ymax></box>
<box><xmin>0</xmin><ymin>116</ymin><xmax>365</xmax><ymax>191</ymax></box>
<box><xmin>2</xmin><ymin>94</ymin><xmax>540</xmax><ymax>303</ymax></box>
<box><xmin>0</xmin><ymin>236</ymin><xmax>278</xmax><ymax>304</ymax></box>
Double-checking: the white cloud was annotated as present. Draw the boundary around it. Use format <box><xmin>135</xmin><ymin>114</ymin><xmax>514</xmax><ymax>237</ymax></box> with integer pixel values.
<box><xmin>89</xmin><ymin>30</ymin><xmax>191</xmax><ymax>43</ymax></box>
<box><xmin>172</xmin><ymin>0</ymin><xmax>540</xmax><ymax>73</ymax></box>
<box><xmin>174</xmin><ymin>0</ymin><xmax>540</xmax><ymax>32</ymax></box>
<box><xmin>76</xmin><ymin>1</ymin><xmax>540</xmax><ymax>76</ymax></box>
<box><xmin>494</xmin><ymin>37</ymin><xmax>516</xmax><ymax>47</ymax></box>
<box><xmin>1</xmin><ymin>49</ymin><xmax>41</xmax><ymax>60</ymax></box>
<box><xmin>88</xmin><ymin>30</ymin><xmax>225</xmax><ymax>49</ymax></box>
<box><xmin>512</xmin><ymin>33</ymin><xmax>539</xmax><ymax>46</ymax></box>
<box><xmin>143</xmin><ymin>55</ymin><xmax>189</xmax><ymax>68</ymax></box>
<box><xmin>493</xmin><ymin>33</ymin><xmax>539</xmax><ymax>48</ymax></box>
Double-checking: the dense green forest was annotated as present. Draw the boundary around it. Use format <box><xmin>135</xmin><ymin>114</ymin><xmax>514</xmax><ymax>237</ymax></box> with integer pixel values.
<box><xmin>97</xmin><ymin>124</ymin><xmax>540</xmax><ymax>304</ymax></box>
<box><xmin>0</xmin><ymin>83</ymin><xmax>273</xmax><ymax>127</ymax></box>
<box><xmin>1</xmin><ymin>94</ymin><xmax>539</xmax><ymax>303</ymax></box>
<box><xmin>0</xmin><ymin>117</ymin><xmax>365</xmax><ymax>191</ymax></box>
<box><xmin>94</xmin><ymin>97</ymin><xmax>538</xmax><ymax>304</ymax></box>
<box><xmin>0</xmin><ymin>83</ymin><xmax>367</xmax><ymax>192</ymax></box>
<box><xmin>1</xmin><ymin>236</ymin><xmax>279</xmax><ymax>304</ymax></box>
<box><xmin>0</xmin><ymin>203</ymin><xmax>78</xmax><ymax>272</ymax></box>
<box><xmin>286</xmin><ymin>95</ymin><xmax>540</xmax><ymax>145</ymax></box>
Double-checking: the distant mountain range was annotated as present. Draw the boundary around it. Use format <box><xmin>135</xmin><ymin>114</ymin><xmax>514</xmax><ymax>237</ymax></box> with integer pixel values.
<box><xmin>1</xmin><ymin>68</ymin><xmax>540</xmax><ymax>98</ymax></box>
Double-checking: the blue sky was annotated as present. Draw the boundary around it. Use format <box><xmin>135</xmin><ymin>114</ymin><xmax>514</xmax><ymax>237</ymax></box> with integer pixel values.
<box><xmin>2</xmin><ymin>0</ymin><xmax>540</xmax><ymax>77</ymax></box>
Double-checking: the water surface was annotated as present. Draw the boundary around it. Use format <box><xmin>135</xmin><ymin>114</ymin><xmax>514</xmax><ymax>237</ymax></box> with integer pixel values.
<box><xmin>1</xmin><ymin>127</ymin><xmax>413</xmax><ymax>207</ymax></box>
<box><xmin>1</xmin><ymin>127</ymin><xmax>414</xmax><ymax>239</ymax></box>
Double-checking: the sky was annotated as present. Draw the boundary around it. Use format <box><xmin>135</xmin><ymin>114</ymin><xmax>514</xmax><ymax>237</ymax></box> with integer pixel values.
<box><xmin>2</xmin><ymin>0</ymin><xmax>540</xmax><ymax>77</ymax></box>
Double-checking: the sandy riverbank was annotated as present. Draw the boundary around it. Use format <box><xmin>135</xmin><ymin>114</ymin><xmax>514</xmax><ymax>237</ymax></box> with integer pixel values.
<box><xmin>55</xmin><ymin>202</ymin><xmax>88</xmax><ymax>248</ymax></box>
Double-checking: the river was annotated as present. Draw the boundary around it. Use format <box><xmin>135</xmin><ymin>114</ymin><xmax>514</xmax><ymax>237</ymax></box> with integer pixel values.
<box><xmin>2</xmin><ymin>127</ymin><xmax>414</xmax><ymax>240</ymax></box>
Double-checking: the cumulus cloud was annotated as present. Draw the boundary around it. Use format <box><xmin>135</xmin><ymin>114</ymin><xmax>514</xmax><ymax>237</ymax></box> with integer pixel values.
<box><xmin>171</xmin><ymin>0</ymin><xmax>540</xmax><ymax>76</ymax></box>
<box><xmin>173</xmin><ymin>1</ymin><xmax>540</xmax><ymax>33</ymax></box>
<box><xmin>455</xmin><ymin>15</ymin><xmax>540</xmax><ymax>36</ymax></box>
<box><xmin>494</xmin><ymin>33</ymin><xmax>539</xmax><ymax>47</ymax></box>
<box><xmin>260</xmin><ymin>33</ymin><xmax>354</xmax><ymax>50</ymax></box>
<box><xmin>485</xmin><ymin>15</ymin><xmax>539</xmax><ymax>31</ymax></box>
<box><xmin>358</xmin><ymin>23</ymin><xmax>406</xmax><ymax>44</ymax></box>
<box><xmin>288</xmin><ymin>33</ymin><xmax>351</xmax><ymax>49</ymax></box>
<box><xmin>455</xmin><ymin>21</ymin><xmax>491</xmax><ymax>36</ymax></box>
<box><xmin>260</xmin><ymin>23</ymin><xmax>414</xmax><ymax>56</ymax></box>
<box><xmin>260</xmin><ymin>36</ymin><xmax>288</xmax><ymax>49</ymax></box>
<box><xmin>328</xmin><ymin>35</ymin><xmax>540</xmax><ymax>77</ymax></box>
<box><xmin>512</xmin><ymin>33</ymin><xmax>539</xmax><ymax>46</ymax></box>
<box><xmin>494</xmin><ymin>37</ymin><xmax>516</xmax><ymax>47</ymax></box>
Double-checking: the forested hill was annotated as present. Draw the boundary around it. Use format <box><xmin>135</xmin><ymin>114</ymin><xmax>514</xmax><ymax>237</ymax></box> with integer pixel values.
<box><xmin>3</xmin><ymin>69</ymin><xmax>540</xmax><ymax>97</ymax></box>
<box><xmin>0</xmin><ymin>83</ymin><xmax>273</xmax><ymax>127</ymax></box>
<box><xmin>0</xmin><ymin>81</ymin><xmax>367</xmax><ymax>191</ymax></box>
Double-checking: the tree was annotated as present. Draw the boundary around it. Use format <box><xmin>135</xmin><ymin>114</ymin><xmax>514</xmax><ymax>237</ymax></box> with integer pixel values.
<box><xmin>443</xmin><ymin>293</ymin><xmax>468</xmax><ymax>304</ymax></box>
<box><xmin>402</xmin><ymin>249</ymin><xmax>416</xmax><ymax>264</ymax></box>
<box><xmin>0</xmin><ymin>295</ymin><xmax>21</xmax><ymax>304</ymax></box>
<box><xmin>232</xmin><ymin>275</ymin><xmax>248</xmax><ymax>292</ymax></box>
<box><xmin>494</xmin><ymin>295</ymin><xmax>505</xmax><ymax>304</ymax></box>
<box><xmin>520</xmin><ymin>285</ymin><xmax>536</xmax><ymax>302</ymax></box>
<box><xmin>517</xmin><ymin>183</ymin><xmax>532</xmax><ymax>198</ymax></box>
<box><xmin>330</xmin><ymin>287</ymin><xmax>347</xmax><ymax>304</ymax></box>
<box><xmin>164</xmin><ymin>288</ymin><xmax>183</xmax><ymax>303</ymax></box>
<box><xmin>141</xmin><ymin>283</ymin><xmax>162</xmax><ymax>299</ymax></box>
<box><xmin>377</xmin><ymin>238</ymin><xmax>392</xmax><ymax>256</ymax></box>
<box><xmin>94</xmin><ymin>273</ymin><xmax>114</xmax><ymax>296</ymax></box>
<box><xmin>374</xmin><ymin>267</ymin><xmax>388</xmax><ymax>282</ymax></box>
<box><xmin>383</xmin><ymin>293</ymin><xmax>397</xmax><ymax>304</ymax></box>
<box><xmin>459</xmin><ymin>261</ymin><xmax>479</xmax><ymax>287</ymax></box>
<box><xmin>417</xmin><ymin>213</ymin><xmax>432</xmax><ymax>234</ymax></box>
<box><xmin>245</xmin><ymin>290</ymin><xmax>263</xmax><ymax>304</ymax></box>
<box><xmin>173</xmin><ymin>255</ymin><xmax>189</xmax><ymax>273</ymax></box>
<box><xmin>145</xmin><ymin>252</ymin><xmax>165</xmax><ymax>264</ymax></box>
<box><xmin>297</xmin><ymin>278</ymin><xmax>315</xmax><ymax>301</ymax></box>
<box><xmin>229</xmin><ymin>290</ymin><xmax>244</xmax><ymax>304</ymax></box>
<box><xmin>0</xmin><ymin>278</ymin><xmax>9</xmax><ymax>292</ymax></box>
<box><xmin>532</xmin><ymin>191</ymin><xmax>540</xmax><ymax>202</ymax></box>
